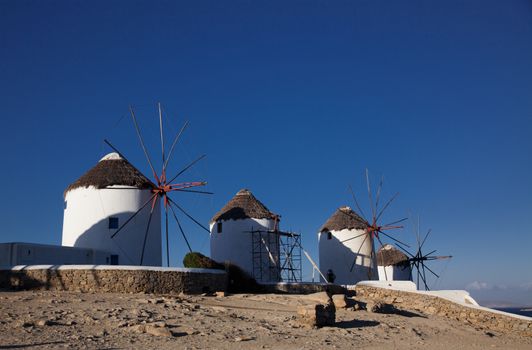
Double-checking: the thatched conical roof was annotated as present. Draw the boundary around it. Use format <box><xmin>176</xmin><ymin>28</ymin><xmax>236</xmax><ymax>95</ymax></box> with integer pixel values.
<box><xmin>64</xmin><ymin>153</ymin><xmax>155</xmax><ymax>195</ymax></box>
<box><xmin>377</xmin><ymin>244</ymin><xmax>409</xmax><ymax>266</ymax></box>
<box><xmin>210</xmin><ymin>189</ymin><xmax>278</xmax><ymax>223</ymax></box>
<box><xmin>320</xmin><ymin>206</ymin><xmax>367</xmax><ymax>232</ymax></box>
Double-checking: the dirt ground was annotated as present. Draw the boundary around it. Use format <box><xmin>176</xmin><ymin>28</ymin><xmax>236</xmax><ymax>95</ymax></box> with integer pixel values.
<box><xmin>0</xmin><ymin>290</ymin><xmax>530</xmax><ymax>349</ymax></box>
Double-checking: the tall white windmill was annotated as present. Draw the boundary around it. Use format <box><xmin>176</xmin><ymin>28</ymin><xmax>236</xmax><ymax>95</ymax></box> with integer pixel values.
<box><xmin>62</xmin><ymin>103</ymin><xmax>211</xmax><ymax>266</ymax></box>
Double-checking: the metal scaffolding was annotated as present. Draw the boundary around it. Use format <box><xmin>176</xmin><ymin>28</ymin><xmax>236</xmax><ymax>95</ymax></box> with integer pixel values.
<box><xmin>251</xmin><ymin>228</ymin><xmax>302</xmax><ymax>283</ymax></box>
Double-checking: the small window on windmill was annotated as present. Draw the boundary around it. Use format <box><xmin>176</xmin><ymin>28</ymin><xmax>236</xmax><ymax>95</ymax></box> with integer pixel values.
<box><xmin>327</xmin><ymin>232</ymin><xmax>332</xmax><ymax>240</ymax></box>
<box><xmin>108</xmin><ymin>217</ymin><xmax>119</xmax><ymax>229</ymax></box>
<box><xmin>64</xmin><ymin>201</ymin><xmax>67</xmax><ymax>209</ymax></box>
<box><xmin>217</xmin><ymin>222</ymin><xmax>222</xmax><ymax>233</ymax></box>
<box><xmin>110</xmin><ymin>255</ymin><xmax>119</xmax><ymax>265</ymax></box>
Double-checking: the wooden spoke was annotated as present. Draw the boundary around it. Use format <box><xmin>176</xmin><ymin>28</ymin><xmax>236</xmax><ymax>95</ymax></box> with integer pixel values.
<box><xmin>167</xmin><ymin>201</ymin><xmax>193</xmax><ymax>252</ymax></box>
<box><xmin>140</xmin><ymin>196</ymin><xmax>159</xmax><ymax>265</ymax></box>
<box><xmin>129</xmin><ymin>105</ymin><xmax>159</xmax><ymax>182</ymax></box>
<box><xmin>375</xmin><ymin>192</ymin><xmax>399</xmax><ymax>222</ymax></box>
<box><xmin>349</xmin><ymin>184</ymin><xmax>368</xmax><ymax>223</ymax></box>
<box><xmin>163</xmin><ymin>120</ymin><xmax>189</xmax><ymax>173</ymax></box>
<box><xmin>167</xmin><ymin>196</ymin><xmax>210</xmax><ymax>233</ymax></box>
<box><xmin>165</xmin><ymin>206</ymin><xmax>170</xmax><ymax>266</ymax></box>
<box><xmin>167</xmin><ymin>154</ymin><xmax>206</xmax><ymax>184</ymax></box>
<box><xmin>110</xmin><ymin>192</ymin><xmax>158</xmax><ymax>239</ymax></box>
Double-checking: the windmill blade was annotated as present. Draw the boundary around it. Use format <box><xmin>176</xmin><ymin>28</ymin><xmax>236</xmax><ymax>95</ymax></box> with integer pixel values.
<box><xmin>416</xmin><ymin>262</ymin><xmax>420</xmax><ymax>290</ymax></box>
<box><xmin>167</xmin><ymin>196</ymin><xmax>210</xmax><ymax>233</ymax></box>
<box><xmin>374</xmin><ymin>235</ymin><xmax>389</xmax><ymax>281</ymax></box>
<box><xmin>426</xmin><ymin>255</ymin><xmax>453</xmax><ymax>260</ymax></box>
<box><xmin>416</xmin><ymin>215</ymin><xmax>421</xmax><ymax>248</ymax></box>
<box><xmin>375</xmin><ymin>175</ymin><xmax>384</xmax><ymax>215</ymax></box>
<box><xmin>420</xmin><ymin>229</ymin><xmax>432</xmax><ymax>250</ymax></box>
<box><xmin>110</xmin><ymin>193</ymin><xmax>158</xmax><ymax>239</ymax></box>
<box><xmin>400</xmin><ymin>247</ymin><xmax>416</xmax><ymax>258</ymax></box>
<box><xmin>167</xmin><ymin>201</ymin><xmax>193</xmax><ymax>252</ymax></box>
<box><xmin>163</xmin><ymin>121</ymin><xmax>189</xmax><ymax>172</ymax></box>
<box><xmin>421</xmin><ymin>264</ymin><xmax>429</xmax><ymax>290</ymax></box>
<box><xmin>425</xmin><ymin>249</ymin><xmax>437</xmax><ymax>257</ymax></box>
<box><xmin>139</xmin><ymin>196</ymin><xmax>159</xmax><ymax>265</ymax></box>
<box><xmin>349</xmin><ymin>233</ymin><xmax>368</xmax><ymax>272</ymax></box>
<box><xmin>167</xmin><ymin>154</ymin><xmax>207</xmax><ymax>184</ymax></box>
<box><xmin>340</xmin><ymin>230</ymin><xmax>368</xmax><ymax>244</ymax></box>
<box><xmin>368</xmin><ymin>248</ymin><xmax>376</xmax><ymax>280</ymax></box>
<box><xmin>379</xmin><ymin>231</ymin><xmax>410</xmax><ymax>248</ymax></box>
<box><xmin>165</xmin><ymin>206</ymin><xmax>170</xmax><ymax>266</ymax></box>
<box><xmin>366</xmin><ymin>169</ymin><xmax>377</xmax><ymax>221</ymax></box>
<box><xmin>158</xmin><ymin>102</ymin><xmax>165</xmax><ymax>169</ymax></box>
<box><xmin>422</xmin><ymin>262</ymin><xmax>440</xmax><ymax>278</ymax></box>
<box><xmin>348</xmin><ymin>185</ymin><xmax>369</xmax><ymax>223</ymax></box>
<box><xmin>375</xmin><ymin>192</ymin><xmax>399</xmax><ymax>222</ymax></box>
<box><xmin>383</xmin><ymin>217</ymin><xmax>408</xmax><ymax>227</ymax></box>
<box><xmin>104</xmin><ymin>139</ymin><xmax>153</xmax><ymax>182</ymax></box>
<box><xmin>129</xmin><ymin>105</ymin><xmax>159</xmax><ymax>181</ymax></box>
<box><xmin>173</xmin><ymin>188</ymin><xmax>214</xmax><ymax>195</ymax></box>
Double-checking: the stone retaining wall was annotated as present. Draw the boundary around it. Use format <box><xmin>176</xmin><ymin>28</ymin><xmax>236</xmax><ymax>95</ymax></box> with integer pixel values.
<box><xmin>261</xmin><ymin>282</ymin><xmax>346</xmax><ymax>295</ymax></box>
<box><xmin>0</xmin><ymin>266</ymin><xmax>227</xmax><ymax>295</ymax></box>
<box><xmin>355</xmin><ymin>285</ymin><xmax>532</xmax><ymax>337</ymax></box>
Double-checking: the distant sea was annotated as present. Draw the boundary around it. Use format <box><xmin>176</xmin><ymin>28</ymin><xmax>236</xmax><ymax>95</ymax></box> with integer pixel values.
<box><xmin>493</xmin><ymin>307</ymin><xmax>532</xmax><ymax>318</ymax></box>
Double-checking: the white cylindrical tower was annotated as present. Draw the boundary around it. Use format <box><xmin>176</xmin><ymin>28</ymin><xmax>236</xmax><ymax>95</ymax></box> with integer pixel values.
<box><xmin>318</xmin><ymin>206</ymin><xmax>376</xmax><ymax>285</ymax></box>
<box><xmin>377</xmin><ymin>244</ymin><xmax>411</xmax><ymax>281</ymax></box>
<box><xmin>62</xmin><ymin>153</ymin><xmax>162</xmax><ymax>266</ymax></box>
<box><xmin>210</xmin><ymin>189</ymin><xmax>280</xmax><ymax>283</ymax></box>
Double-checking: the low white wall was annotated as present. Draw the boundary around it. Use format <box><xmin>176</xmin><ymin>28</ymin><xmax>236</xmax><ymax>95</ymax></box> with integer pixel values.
<box><xmin>0</xmin><ymin>243</ymin><xmax>112</xmax><ymax>266</ymax></box>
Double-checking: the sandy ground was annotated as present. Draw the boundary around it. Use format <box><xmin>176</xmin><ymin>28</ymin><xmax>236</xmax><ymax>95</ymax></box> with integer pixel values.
<box><xmin>0</xmin><ymin>290</ymin><xmax>530</xmax><ymax>349</ymax></box>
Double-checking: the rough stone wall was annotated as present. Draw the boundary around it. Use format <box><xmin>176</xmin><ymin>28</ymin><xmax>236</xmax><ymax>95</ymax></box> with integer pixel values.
<box><xmin>0</xmin><ymin>268</ymin><xmax>227</xmax><ymax>295</ymax></box>
<box><xmin>261</xmin><ymin>282</ymin><xmax>346</xmax><ymax>295</ymax></box>
<box><xmin>355</xmin><ymin>285</ymin><xmax>532</xmax><ymax>337</ymax></box>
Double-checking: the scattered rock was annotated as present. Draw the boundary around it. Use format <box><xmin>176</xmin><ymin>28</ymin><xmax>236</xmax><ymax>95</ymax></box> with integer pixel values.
<box><xmin>235</xmin><ymin>336</ymin><xmax>255</xmax><ymax>342</ymax></box>
<box><xmin>21</xmin><ymin>321</ymin><xmax>34</xmax><ymax>328</ymax></box>
<box><xmin>366</xmin><ymin>302</ymin><xmax>394</xmax><ymax>314</ymax></box>
<box><xmin>215</xmin><ymin>291</ymin><xmax>227</xmax><ymax>297</ymax></box>
<box><xmin>297</xmin><ymin>302</ymin><xmax>335</xmax><ymax>328</ymax></box>
<box><xmin>145</xmin><ymin>324</ymin><xmax>173</xmax><ymax>337</ymax></box>
<box><xmin>129</xmin><ymin>324</ymin><xmax>146</xmax><ymax>334</ymax></box>
<box><xmin>36</xmin><ymin>319</ymin><xmax>58</xmax><ymax>327</ymax></box>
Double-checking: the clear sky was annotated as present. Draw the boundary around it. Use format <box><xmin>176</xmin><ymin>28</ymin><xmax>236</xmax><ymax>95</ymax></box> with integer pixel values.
<box><xmin>1</xmin><ymin>1</ymin><xmax>531</xmax><ymax>306</ymax></box>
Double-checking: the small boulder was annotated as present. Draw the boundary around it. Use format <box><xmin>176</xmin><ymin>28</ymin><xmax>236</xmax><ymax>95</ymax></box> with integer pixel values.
<box><xmin>145</xmin><ymin>324</ymin><xmax>173</xmax><ymax>337</ymax></box>
<box><xmin>297</xmin><ymin>302</ymin><xmax>335</xmax><ymax>328</ymax></box>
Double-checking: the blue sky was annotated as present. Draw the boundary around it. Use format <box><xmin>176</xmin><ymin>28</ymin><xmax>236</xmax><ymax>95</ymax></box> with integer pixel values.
<box><xmin>1</xmin><ymin>1</ymin><xmax>531</xmax><ymax>305</ymax></box>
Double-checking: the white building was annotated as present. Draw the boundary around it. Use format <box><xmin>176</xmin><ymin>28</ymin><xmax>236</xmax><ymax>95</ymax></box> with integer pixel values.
<box><xmin>62</xmin><ymin>153</ymin><xmax>162</xmax><ymax>266</ymax></box>
<box><xmin>318</xmin><ymin>206</ymin><xmax>375</xmax><ymax>284</ymax></box>
<box><xmin>210</xmin><ymin>189</ymin><xmax>281</xmax><ymax>283</ymax></box>
<box><xmin>0</xmin><ymin>242</ymin><xmax>112</xmax><ymax>266</ymax></box>
<box><xmin>376</xmin><ymin>244</ymin><xmax>412</xmax><ymax>281</ymax></box>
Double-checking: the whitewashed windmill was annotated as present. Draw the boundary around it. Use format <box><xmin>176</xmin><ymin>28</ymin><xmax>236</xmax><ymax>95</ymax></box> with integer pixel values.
<box><xmin>210</xmin><ymin>189</ymin><xmax>282</xmax><ymax>283</ymax></box>
<box><xmin>402</xmin><ymin>220</ymin><xmax>453</xmax><ymax>290</ymax></box>
<box><xmin>318</xmin><ymin>206</ymin><xmax>374</xmax><ymax>284</ymax></box>
<box><xmin>319</xmin><ymin>170</ymin><xmax>408</xmax><ymax>284</ymax></box>
<box><xmin>376</xmin><ymin>244</ymin><xmax>411</xmax><ymax>281</ymax></box>
<box><xmin>62</xmin><ymin>103</ymin><xmax>210</xmax><ymax>266</ymax></box>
